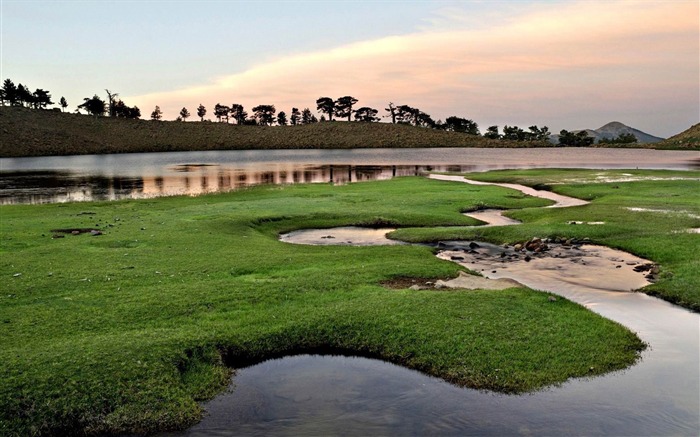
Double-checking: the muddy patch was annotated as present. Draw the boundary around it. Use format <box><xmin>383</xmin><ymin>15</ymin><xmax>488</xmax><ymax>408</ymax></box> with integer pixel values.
<box><xmin>437</xmin><ymin>239</ymin><xmax>654</xmax><ymax>294</ymax></box>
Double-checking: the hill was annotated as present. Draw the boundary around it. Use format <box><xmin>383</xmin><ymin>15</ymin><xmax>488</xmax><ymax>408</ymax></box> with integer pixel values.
<box><xmin>0</xmin><ymin>107</ymin><xmax>532</xmax><ymax>158</ymax></box>
<box><xmin>549</xmin><ymin>121</ymin><xmax>665</xmax><ymax>145</ymax></box>
<box><xmin>655</xmin><ymin>123</ymin><xmax>700</xmax><ymax>149</ymax></box>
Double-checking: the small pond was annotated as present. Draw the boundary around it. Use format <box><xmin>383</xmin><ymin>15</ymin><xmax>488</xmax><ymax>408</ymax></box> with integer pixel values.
<box><xmin>2</xmin><ymin>147</ymin><xmax>698</xmax><ymax>204</ymax></box>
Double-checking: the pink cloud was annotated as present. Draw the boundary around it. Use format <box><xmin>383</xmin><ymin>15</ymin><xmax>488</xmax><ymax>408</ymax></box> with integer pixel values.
<box><xmin>127</xmin><ymin>0</ymin><xmax>698</xmax><ymax>136</ymax></box>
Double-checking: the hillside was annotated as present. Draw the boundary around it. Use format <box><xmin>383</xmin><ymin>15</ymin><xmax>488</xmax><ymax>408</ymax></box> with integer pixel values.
<box><xmin>2</xmin><ymin>108</ymin><xmax>695</xmax><ymax>157</ymax></box>
<box><xmin>0</xmin><ymin>107</ymin><xmax>530</xmax><ymax>158</ymax></box>
<box><xmin>655</xmin><ymin>123</ymin><xmax>700</xmax><ymax>149</ymax></box>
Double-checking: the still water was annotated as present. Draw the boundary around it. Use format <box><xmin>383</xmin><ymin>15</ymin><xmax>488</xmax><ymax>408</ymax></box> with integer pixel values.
<box><xmin>1</xmin><ymin>147</ymin><xmax>698</xmax><ymax>204</ymax></box>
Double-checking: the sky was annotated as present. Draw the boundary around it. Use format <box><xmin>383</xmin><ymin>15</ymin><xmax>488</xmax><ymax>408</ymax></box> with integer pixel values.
<box><xmin>1</xmin><ymin>0</ymin><xmax>698</xmax><ymax>138</ymax></box>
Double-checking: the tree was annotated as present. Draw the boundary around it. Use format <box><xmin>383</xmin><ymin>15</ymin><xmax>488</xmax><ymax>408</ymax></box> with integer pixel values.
<box><xmin>598</xmin><ymin>133</ymin><xmax>638</xmax><ymax>144</ymax></box>
<box><xmin>502</xmin><ymin>125</ymin><xmax>527</xmax><ymax>141</ymax></box>
<box><xmin>277</xmin><ymin>111</ymin><xmax>287</xmax><ymax>126</ymax></box>
<box><xmin>16</xmin><ymin>84</ymin><xmax>33</xmax><ymax>107</ymax></box>
<box><xmin>444</xmin><ymin>116</ymin><xmax>479</xmax><ymax>135</ymax></box>
<box><xmin>230</xmin><ymin>104</ymin><xmax>247</xmax><ymax>124</ymax></box>
<box><xmin>528</xmin><ymin>125</ymin><xmax>551</xmax><ymax>142</ymax></box>
<box><xmin>151</xmin><ymin>105</ymin><xmax>163</xmax><ymax>121</ymax></box>
<box><xmin>2</xmin><ymin>79</ymin><xmax>20</xmax><ymax>106</ymax></box>
<box><xmin>105</xmin><ymin>89</ymin><xmax>119</xmax><ymax>117</ymax></box>
<box><xmin>385</xmin><ymin>102</ymin><xmax>397</xmax><ymax>124</ymax></box>
<box><xmin>214</xmin><ymin>103</ymin><xmax>230</xmax><ymax>122</ymax></box>
<box><xmin>484</xmin><ymin>125</ymin><xmax>501</xmax><ymax>139</ymax></box>
<box><xmin>316</xmin><ymin>97</ymin><xmax>335</xmax><ymax>121</ymax></box>
<box><xmin>32</xmin><ymin>89</ymin><xmax>53</xmax><ymax>109</ymax></box>
<box><xmin>396</xmin><ymin>105</ymin><xmax>433</xmax><ymax>127</ymax></box>
<box><xmin>179</xmin><ymin>107</ymin><xmax>190</xmax><ymax>121</ymax></box>
<box><xmin>60</xmin><ymin>96</ymin><xmax>68</xmax><ymax>112</ymax></box>
<box><xmin>301</xmin><ymin>108</ymin><xmax>317</xmax><ymax>124</ymax></box>
<box><xmin>335</xmin><ymin>95</ymin><xmax>358</xmax><ymax>121</ymax></box>
<box><xmin>252</xmin><ymin>104</ymin><xmax>276</xmax><ymax>126</ymax></box>
<box><xmin>558</xmin><ymin>129</ymin><xmax>594</xmax><ymax>147</ymax></box>
<box><xmin>197</xmin><ymin>104</ymin><xmax>206</xmax><ymax>121</ymax></box>
<box><xmin>78</xmin><ymin>95</ymin><xmax>106</xmax><ymax>116</ymax></box>
<box><xmin>290</xmin><ymin>107</ymin><xmax>301</xmax><ymax>125</ymax></box>
<box><xmin>354</xmin><ymin>107</ymin><xmax>379</xmax><ymax>122</ymax></box>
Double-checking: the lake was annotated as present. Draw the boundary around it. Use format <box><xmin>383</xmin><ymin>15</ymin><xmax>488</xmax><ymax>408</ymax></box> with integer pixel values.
<box><xmin>1</xmin><ymin>147</ymin><xmax>698</xmax><ymax>204</ymax></box>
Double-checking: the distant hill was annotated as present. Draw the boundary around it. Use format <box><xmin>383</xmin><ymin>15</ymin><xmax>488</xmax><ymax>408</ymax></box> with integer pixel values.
<box><xmin>549</xmin><ymin>121</ymin><xmax>664</xmax><ymax>145</ymax></box>
<box><xmin>655</xmin><ymin>123</ymin><xmax>700</xmax><ymax>149</ymax></box>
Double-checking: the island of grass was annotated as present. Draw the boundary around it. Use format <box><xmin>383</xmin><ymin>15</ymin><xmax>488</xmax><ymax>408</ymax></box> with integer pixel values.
<box><xmin>1</xmin><ymin>170</ymin><xmax>698</xmax><ymax>435</ymax></box>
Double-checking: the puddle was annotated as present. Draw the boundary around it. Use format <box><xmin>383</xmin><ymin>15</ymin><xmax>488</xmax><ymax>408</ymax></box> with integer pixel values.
<box><xmin>279</xmin><ymin>227</ymin><xmax>405</xmax><ymax>246</ymax></box>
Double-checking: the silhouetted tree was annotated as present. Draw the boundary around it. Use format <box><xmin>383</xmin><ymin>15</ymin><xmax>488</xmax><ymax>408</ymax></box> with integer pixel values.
<box><xmin>316</xmin><ymin>97</ymin><xmax>334</xmax><ymax>121</ymax></box>
<box><xmin>354</xmin><ymin>106</ymin><xmax>379</xmax><ymax>122</ymax></box>
<box><xmin>502</xmin><ymin>125</ymin><xmax>527</xmax><ymax>141</ymax></box>
<box><xmin>277</xmin><ymin>111</ymin><xmax>287</xmax><ymax>126</ymax></box>
<box><xmin>527</xmin><ymin>125</ymin><xmax>551</xmax><ymax>142</ymax></box>
<box><xmin>444</xmin><ymin>116</ymin><xmax>479</xmax><ymax>135</ymax></box>
<box><xmin>230</xmin><ymin>104</ymin><xmax>247</xmax><ymax>124</ymax></box>
<box><xmin>598</xmin><ymin>133</ymin><xmax>638</xmax><ymax>144</ymax></box>
<box><xmin>179</xmin><ymin>107</ymin><xmax>190</xmax><ymax>121</ymax></box>
<box><xmin>301</xmin><ymin>108</ymin><xmax>317</xmax><ymax>124</ymax></box>
<box><xmin>396</xmin><ymin>105</ymin><xmax>433</xmax><ymax>127</ymax></box>
<box><xmin>60</xmin><ymin>96</ymin><xmax>68</xmax><ymax>112</ymax></box>
<box><xmin>17</xmin><ymin>84</ymin><xmax>33</xmax><ymax>107</ymax></box>
<box><xmin>558</xmin><ymin>129</ymin><xmax>594</xmax><ymax>146</ymax></box>
<box><xmin>105</xmin><ymin>89</ymin><xmax>119</xmax><ymax>117</ymax></box>
<box><xmin>335</xmin><ymin>96</ymin><xmax>358</xmax><ymax>121</ymax></box>
<box><xmin>0</xmin><ymin>79</ymin><xmax>16</xmax><ymax>105</ymax></box>
<box><xmin>385</xmin><ymin>102</ymin><xmax>397</xmax><ymax>123</ymax></box>
<box><xmin>214</xmin><ymin>103</ymin><xmax>230</xmax><ymax>122</ymax></box>
<box><xmin>252</xmin><ymin>104</ymin><xmax>276</xmax><ymax>126</ymax></box>
<box><xmin>484</xmin><ymin>125</ymin><xmax>501</xmax><ymax>139</ymax></box>
<box><xmin>32</xmin><ymin>89</ymin><xmax>53</xmax><ymax>109</ymax></box>
<box><xmin>197</xmin><ymin>104</ymin><xmax>206</xmax><ymax>121</ymax></box>
<box><xmin>150</xmin><ymin>105</ymin><xmax>163</xmax><ymax>121</ymax></box>
<box><xmin>290</xmin><ymin>107</ymin><xmax>301</xmax><ymax>125</ymax></box>
<box><xmin>78</xmin><ymin>95</ymin><xmax>107</xmax><ymax>116</ymax></box>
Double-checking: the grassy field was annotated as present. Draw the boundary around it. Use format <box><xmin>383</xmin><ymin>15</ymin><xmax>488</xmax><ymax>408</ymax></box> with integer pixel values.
<box><xmin>0</xmin><ymin>175</ymin><xmax>659</xmax><ymax>436</ymax></box>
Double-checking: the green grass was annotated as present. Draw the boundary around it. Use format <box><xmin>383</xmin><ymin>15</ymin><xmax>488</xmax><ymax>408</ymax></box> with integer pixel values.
<box><xmin>0</xmin><ymin>175</ymin><xmax>667</xmax><ymax>435</ymax></box>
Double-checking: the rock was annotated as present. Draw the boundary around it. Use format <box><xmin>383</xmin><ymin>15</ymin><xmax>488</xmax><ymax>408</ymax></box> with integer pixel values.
<box><xmin>469</xmin><ymin>242</ymin><xmax>480</xmax><ymax>249</ymax></box>
<box><xmin>451</xmin><ymin>256</ymin><xmax>465</xmax><ymax>261</ymax></box>
<box><xmin>409</xmin><ymin>284</ymin><xmax>422</xmax><ymax>290</ymax></box>
<box><xmin>90</xmin><ymin>230</ymin><xmax>103</xmax><ymax>236</ymax></box>
<box><xmin>524</xmin><ymin>255</ymin><xmax>532</xmax><ymax>262</ymax></box>
<box><xmin>548</xmin><ymin>296</ymin><xmax>557</xmax><ymax>302</ymax></box>
<box><xmin>71</xmin><ymin>230</ymin><xmax>80</xmax><ymax>235</ymax></box>
<box><xmin>513</xmin><ymin>244</ymin><xmax>523</xmax><ymax>251</ymax></box>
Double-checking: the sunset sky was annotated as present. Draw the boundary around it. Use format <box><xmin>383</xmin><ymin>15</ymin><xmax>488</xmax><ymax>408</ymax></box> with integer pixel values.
<box><xmin>2</xmin><ymin>0</ymin><xmax>698</xmax><ymax>138</ymax></box>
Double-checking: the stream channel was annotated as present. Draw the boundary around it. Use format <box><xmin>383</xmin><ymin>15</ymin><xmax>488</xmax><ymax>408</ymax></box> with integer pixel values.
<box><xmin>171</xmin><ymin>175</ymin><xmax>700</xmax><ymax>436</ymax></box>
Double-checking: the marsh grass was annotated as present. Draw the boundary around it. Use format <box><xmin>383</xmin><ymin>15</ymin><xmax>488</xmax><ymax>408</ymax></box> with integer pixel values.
<box><xmin>0</xmin><ymin>175</ymin><xmax>659</xmax><ymax>435</ymax></box>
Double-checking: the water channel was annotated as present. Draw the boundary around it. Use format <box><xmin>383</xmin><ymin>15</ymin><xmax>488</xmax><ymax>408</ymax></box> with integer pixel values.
<box><xmin>1</xmin><ymin>147</ymin><xmax>698</xmax><ymax>204</ymax></box>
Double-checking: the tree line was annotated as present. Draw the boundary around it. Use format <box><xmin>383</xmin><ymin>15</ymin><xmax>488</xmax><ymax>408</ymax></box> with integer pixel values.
<box><xmin>0</xmin><ymin>78</ymin><xmax>637</xmax><ymax>145</ymax></box>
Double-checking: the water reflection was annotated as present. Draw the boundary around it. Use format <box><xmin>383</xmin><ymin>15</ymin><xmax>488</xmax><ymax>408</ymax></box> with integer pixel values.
<box><xmin>1</xmin><ymin>147</ymin><xmax>698</xmax><ymax>205</ymax></box>
<box><xmin>0</xmin><ymin>165</ymin><xmax>467</xmax><ymax>205</ymax></box>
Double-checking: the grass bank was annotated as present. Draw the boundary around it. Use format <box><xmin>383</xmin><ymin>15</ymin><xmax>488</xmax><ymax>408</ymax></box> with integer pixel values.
<box><xmin>0</xmin><ymin>176</ymin><xmax>647</xmax><ymax>435</ymax></box>
<box><xmin>393</xmin><ymin>169</ymin><xmax>700</xmax><ymax>310</ymax></box>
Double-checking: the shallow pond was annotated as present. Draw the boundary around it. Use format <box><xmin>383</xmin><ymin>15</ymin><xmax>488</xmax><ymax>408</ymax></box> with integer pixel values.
<box><xmin>2</xmin><ymin>147</ymin><xmax>698</xmax><ymax>204</ymax></box>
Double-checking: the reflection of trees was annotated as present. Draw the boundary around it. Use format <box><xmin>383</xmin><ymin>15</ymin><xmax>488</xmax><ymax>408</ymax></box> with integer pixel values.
<box><xmin>2</xmin><ymin>164</ymin><xmax>480</xmax><ymax>205</ymax></box>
